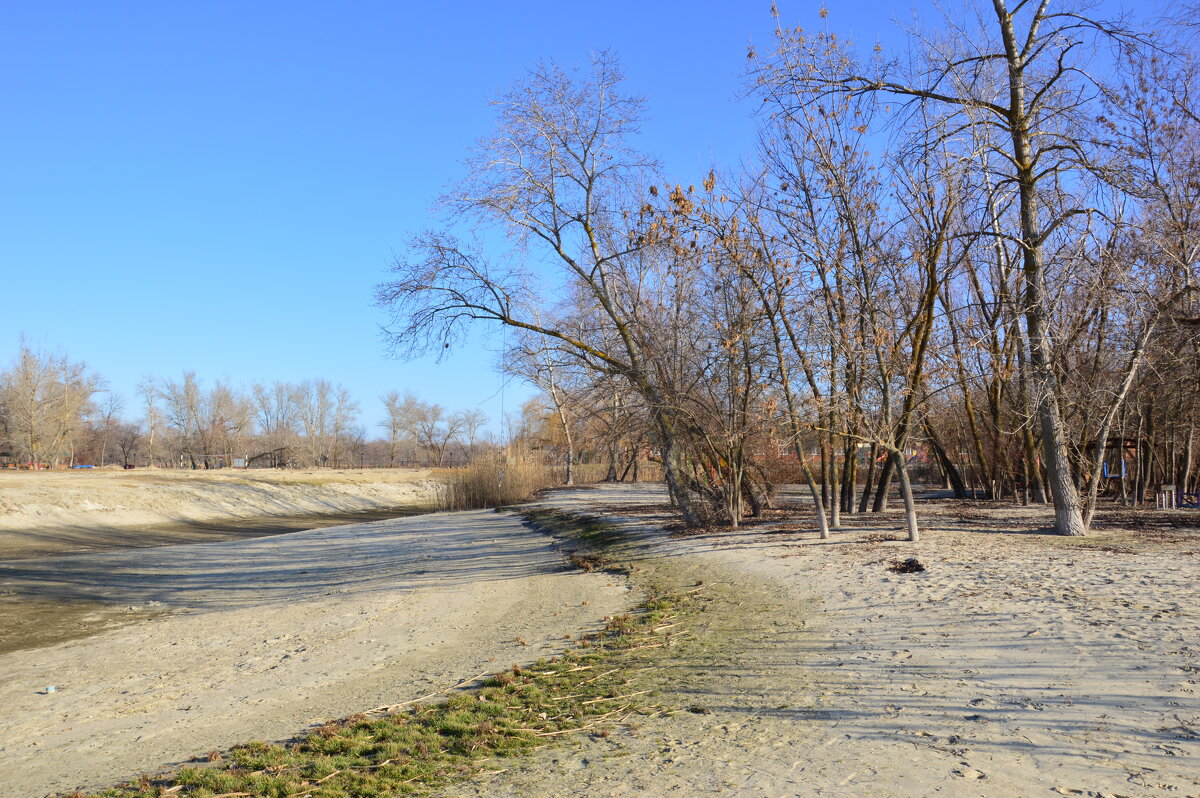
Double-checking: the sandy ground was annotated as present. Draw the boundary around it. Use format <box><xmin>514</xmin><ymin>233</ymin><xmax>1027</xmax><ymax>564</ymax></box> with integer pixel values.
<box><xmin>442</xmin><ymin>484</ymin><xmax>1200</xmax><ymax>798</ymax></box>
<box><xmin>0</xmin><ymin>509</ymin><xmax>634</xmax><ymax>797</ymax></box>
<box><xmin>0</xmin><ymin>468</ymin><xmax>438</xmax><ymax>559</ymax></box>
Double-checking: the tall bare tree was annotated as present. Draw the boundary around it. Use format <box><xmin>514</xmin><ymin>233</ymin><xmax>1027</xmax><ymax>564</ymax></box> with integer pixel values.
<box><xmin>377</xmin><ymin>53</ymin><xmax>711</xmax><ymax>524</ymax></box>
<box><xmin>0</xmin><ymin>343</ymin><xmax>99</xmax><ymax>467</ymax></box>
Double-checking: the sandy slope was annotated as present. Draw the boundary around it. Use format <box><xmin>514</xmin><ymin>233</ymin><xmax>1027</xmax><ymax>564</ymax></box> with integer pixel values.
<box><xmin>0</xmin><ymin>468</ymin><xmax>438</xmax><ymax>559</ymax></box>
<box><xmin>443</xmin><ymin>485</ymin><xmax>1200</xmax><ymax>798</ymax></box>
<box><xmin>0</xmin><ymin>510</ymin><xmax>634</xmax><ymax>797</ymax></box>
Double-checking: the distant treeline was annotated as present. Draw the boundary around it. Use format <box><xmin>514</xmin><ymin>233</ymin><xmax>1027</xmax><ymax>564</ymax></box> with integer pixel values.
<box><xmin>0</xmin><ymin>342</ymin><xmax>656</xmax><ymax>474</ymax></box>
<box><xmin>0</xmin><ymin>343</ymin><xmax>502</xmax><ymax>469</ymax></box>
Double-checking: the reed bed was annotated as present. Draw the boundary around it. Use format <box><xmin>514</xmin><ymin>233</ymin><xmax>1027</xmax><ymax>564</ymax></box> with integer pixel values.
<box><xmin>434</xmin><ymin>456</ymin><xmax>663</xmax><ymax>511</ymax></box>
<box><xmin>435</xmin><ymin>455</ymin><xmax>555</xmax><ymax>510</ymax></box>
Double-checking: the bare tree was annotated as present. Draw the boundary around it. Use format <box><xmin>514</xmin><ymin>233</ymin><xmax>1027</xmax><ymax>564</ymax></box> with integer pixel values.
<box><xmin>377</xmin><ymin>53</ymin><xmax>709</xmax><ymax>524</ymax></box>
<box><xmin>137</xmin><ymin>377</ymin><xmax>164</xmax><ymax>467</ymax></box>
<box><xmin>1</xmin><ymin>343</ymin><xmax>100</xmax><ymax>467</ymax></box>
<box><xmin>410</xmin><ymin>401</ymin><xmax>463</xmax><ymax>467</ymax></box>
<box><xmin>330</xmin><ymin>386</ymin><xmax>360</xmax><ymax>468</ymax></box>
<box><xmin>295</xmin><ymin>379</ymin><xmax>333</xmax><ymax>466</ymax></box>
<box><xmin>93</xmin><ymin>392</ymin><xmax>124</xmax><ymax>467</ymax></box>
<box><xmin>456</xmin><ymin>408</ymin><xmax>488</xmax><ymax>461</ymax></box>
<box><xmin>504</xmin><ymin>338</ymin><xmax>583</xmax><ymax>484</ymax></box>
<box><xmin>115</xmin><ymin>422</ymin><xmax>142</xmax><ymax>468</ymax></box>
<box><xmin>380</xmin><ymin>390</ymin><xmax>408</xmax><ymax>467</ymax></box>
<box><xmin>251</xmin><ymin>381</ymin><xmax>299</xmax><ymax>466</ymax></box>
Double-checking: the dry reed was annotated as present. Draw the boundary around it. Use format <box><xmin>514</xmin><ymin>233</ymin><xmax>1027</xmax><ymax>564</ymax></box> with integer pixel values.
<box><xmin>436</xmin><ymin>455</ymin><xmax>555</xmax><ymax>510</ymax></box>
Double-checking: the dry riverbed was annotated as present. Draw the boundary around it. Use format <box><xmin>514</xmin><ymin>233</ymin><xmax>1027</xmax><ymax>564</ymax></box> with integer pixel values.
<box><xmin>0</xmin><ymin>473</ymin><xmax>633</xmax><ymax>797</ymax></box>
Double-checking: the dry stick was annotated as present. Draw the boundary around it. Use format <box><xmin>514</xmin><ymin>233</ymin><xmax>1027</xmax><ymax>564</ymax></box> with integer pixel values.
<box><xmin>533</xmin><ymin>705</ymin><xmax>633</xmax><ymax>736</ymax></box>
<box><xmin>548</xmin><ymin>693</ymin><xmax>587</xmax><ymax>702</ymax></box>
<box><xmin>366</xmin><ymin>671</ymin><xmax>492</xmax><ymax>714</ymax></box>
<box><xmin>513</xmin><ymin>704</ymin><xmax>632</xmax><ymax>736</ymax></box>
<box><xmin>581</xmin><ymin>690</ymin><xmax>651</xmax><ymax>706</ymax></box>
<box><xmin>531</xmin><ymin>665</ymin><xmax>594</xmax><ymax>676</ymax></box>
<box><xmin>582</xmin><ymin>667</ymin><xmax>620</xmax><ymax>684</ymax></box>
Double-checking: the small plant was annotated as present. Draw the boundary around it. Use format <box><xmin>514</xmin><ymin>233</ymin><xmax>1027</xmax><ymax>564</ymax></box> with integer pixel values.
<box><xmin>604</xmin><ymin>613</ymin><xmax>636</xmax><ymax>634</ymax></box>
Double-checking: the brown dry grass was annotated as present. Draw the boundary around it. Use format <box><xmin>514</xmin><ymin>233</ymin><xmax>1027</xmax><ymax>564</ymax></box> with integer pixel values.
<box><xmin>434</xmin><ymin>457</ymin><xmax>556</xmax><ymax>511</ymax></box>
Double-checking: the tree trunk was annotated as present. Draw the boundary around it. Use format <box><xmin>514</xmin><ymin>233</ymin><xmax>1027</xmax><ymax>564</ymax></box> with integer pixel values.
<box><xmin>819</xmin><ymin>441</ymin><xmax>830</xmax><ymax>509</ymax></box>
<box><xmin>828</xmin><ymin>439</ymin><xmax>842</xmax><ymax>529</ymax></box>
<box><xmin>897</xmin><ymin>456</ymin><xmax>920</xmax><ymax>542</ymax></box>
<box><xmin>872</xmin><ymin>452</ymin><xmax>895</xmax><ymax>512</ymax></box>
<box><xmin>561</xmin><ymin>423</ymin><xmax>575</xmax><ymax>487</ymax></box>
<box><xmin>799</xmin><ymin>452</ymin><xmax>830</xmax><ymax>540</ymax></box>
<box><xmin>658</xmin><ymin>428</ymin><xmax>700</xmax><ymax>528</ymax></box>
<box><xmin>924</xmin><ymin>422</ymin><xmax>968</xmax><ymax>499</ymax></box>
<box><xmin>858</xmin><ymin>442</ymin><xmax>878</xmax><ymax>512</ymax></box>
<box><xmin>605</xmin><ymin>445</ymin><xmax>618</xmax><ymax>482</ymax></box>
<box><xmin>841</xmin><ymin>441</ymin><xmax>857</xmax><ymax>514</ymax></box>
<box><xmin>996</xmin><ymin>0</ymin><xmax>1087</xmax><ymax>536</ymax></box>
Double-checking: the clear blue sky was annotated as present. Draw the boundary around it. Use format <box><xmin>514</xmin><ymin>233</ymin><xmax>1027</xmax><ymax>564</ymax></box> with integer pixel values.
<box><xmin>0</xmin><ymin>1</ymin><xmax>1134</xmax><ymax>433</ymax></box>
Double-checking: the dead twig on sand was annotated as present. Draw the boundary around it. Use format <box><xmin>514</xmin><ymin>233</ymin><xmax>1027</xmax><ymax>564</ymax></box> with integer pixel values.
<box><xmin>365</xmin><ymin>671</ymin><xmax>492</xmax><ymax>714</ymax></box>
<box><xmin>523</xmin><ymin>704</ymin><xmax>633</xmax><ymax>736</ymax></box>
<box><xmin>582</xmin><ymin>667</ymin><xmax>621</xmax><ymax>684</ymax></box>
<box><xmin>581</xmin><ymin>690</ymin><xmax>651</xmax><ymax>705</ymax></box>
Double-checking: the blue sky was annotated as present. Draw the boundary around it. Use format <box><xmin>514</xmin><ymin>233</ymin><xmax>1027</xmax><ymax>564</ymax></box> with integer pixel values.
<box><xmin>0</xmin><ymin>1</ymin><xmax>1128</xmax><ymax>433</ymax></box>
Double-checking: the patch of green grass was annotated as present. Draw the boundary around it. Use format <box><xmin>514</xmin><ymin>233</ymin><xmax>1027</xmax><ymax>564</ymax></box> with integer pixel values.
<box><xmin>88</xmin><ymin>512</ymin><xmax>697</xmax><ymax>798</ymax></box>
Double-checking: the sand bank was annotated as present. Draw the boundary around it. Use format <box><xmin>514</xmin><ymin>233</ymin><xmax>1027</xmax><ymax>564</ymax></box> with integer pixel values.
<box><xmin>0</xmin><ymin>468</ymin><xmax>437</xmax><ymax>559</ymax></box>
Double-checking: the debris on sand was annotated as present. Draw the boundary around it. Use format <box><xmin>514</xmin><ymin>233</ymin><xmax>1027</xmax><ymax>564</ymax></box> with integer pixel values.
<box><xmin>888</xmin><ymin>557</ymin><xmax>926</xmax><ymax>574</ymax></box>
<box><xmin>567</xmin><ymin>552</ymin><xmax>607</xmax><ymax>572</ymax></box>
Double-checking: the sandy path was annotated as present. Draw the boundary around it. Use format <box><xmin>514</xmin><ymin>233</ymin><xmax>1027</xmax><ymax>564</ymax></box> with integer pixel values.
<box><xmin>0</xmin><ymin>510</ymin><xmax>634</xmax><ymax>797</ymax></box>
<box><xmin>443</xmin><ymin>485</ymin><xmax>1200</xmax><ymax>797</ymax></box>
